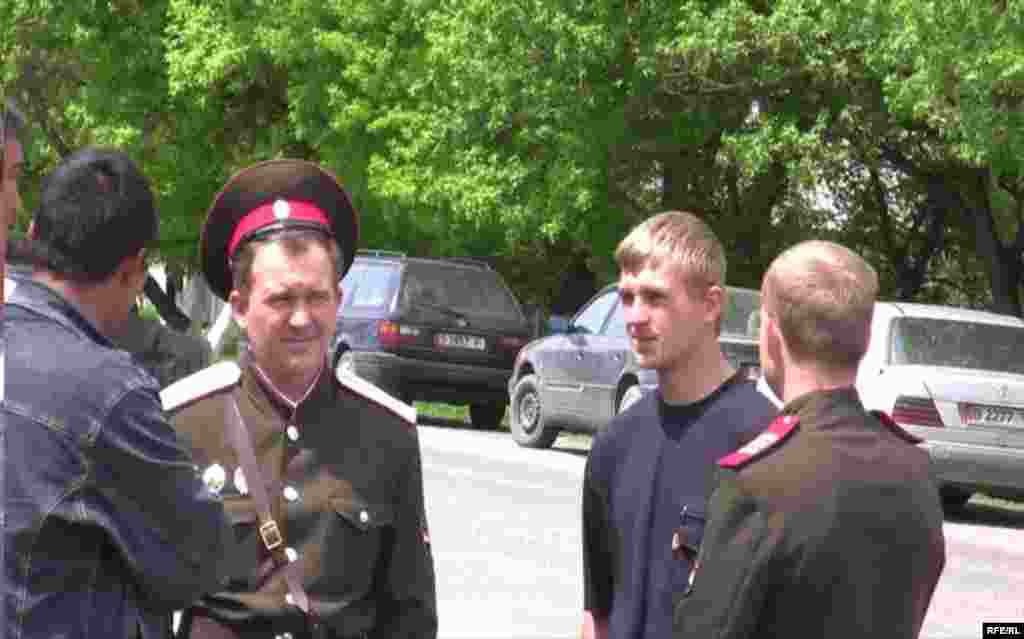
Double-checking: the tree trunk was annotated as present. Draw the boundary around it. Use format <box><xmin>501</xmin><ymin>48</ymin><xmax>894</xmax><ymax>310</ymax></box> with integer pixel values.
<box><xmin>964</xmin><ymin>170</ymin><xmax>1022</xmax><ymax>316</ymax></box>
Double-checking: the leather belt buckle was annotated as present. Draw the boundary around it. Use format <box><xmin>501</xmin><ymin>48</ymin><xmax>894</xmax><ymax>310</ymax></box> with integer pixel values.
<box><xmin>259</xmin><ymin>520</ymin><xmax>283</xmax><ymax>551</ymax></box>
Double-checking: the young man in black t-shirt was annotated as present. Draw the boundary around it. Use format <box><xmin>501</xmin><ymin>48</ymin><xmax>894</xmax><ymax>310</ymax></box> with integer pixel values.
<box><xmin>580</xmin><ymin>211</ymin><xmax>778</xmax><ymax>639</ymax></box>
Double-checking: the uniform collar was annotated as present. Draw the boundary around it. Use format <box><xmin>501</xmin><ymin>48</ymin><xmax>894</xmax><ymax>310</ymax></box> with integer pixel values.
<box><xmin>241</xmin><ymin>353</ymin><xmax>334</xmax><ymax>421</ymax></box>
<box><xmin>781</xmin><ymin>386</ymin><xmax>864</xmax><ymax>431</ymax></box>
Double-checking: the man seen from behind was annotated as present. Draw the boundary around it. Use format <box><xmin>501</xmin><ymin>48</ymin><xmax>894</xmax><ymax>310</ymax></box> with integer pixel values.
<box><xmin>4</xmin><ymin>148</ymin><xmax>235</xmax><ymax>639</ymax></box>
<box><xmin>673</xmin><ymin>240</ymin><xmax>945</xmax><ymax>638</ymax></box>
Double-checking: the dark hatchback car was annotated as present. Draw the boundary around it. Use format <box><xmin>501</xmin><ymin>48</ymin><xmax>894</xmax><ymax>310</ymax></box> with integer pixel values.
<box><xmin>508</xmin><ymin>284</ymin><xmax>763</xmax><ymax>448</ymax></box>
<box><xmin>332</xmin><ymin>251</ymin><xmax>532</xmax><ymax>428</ymax></box>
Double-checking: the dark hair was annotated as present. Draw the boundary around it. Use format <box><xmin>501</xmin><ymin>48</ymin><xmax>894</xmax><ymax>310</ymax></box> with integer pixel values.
<box><xmin>229</xmin><ymin>228</ymin><xmax>341</xmax><ymax>298</ymax></box>
<box><xmin>21</xmin><ymin>147</ymin><xmax>159</xmax><ymax>284</ymax></box>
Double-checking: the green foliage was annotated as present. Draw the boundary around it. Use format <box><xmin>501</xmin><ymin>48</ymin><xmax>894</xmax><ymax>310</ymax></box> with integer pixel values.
<box><xmin>4</xmin><ymin>0</ymin><xmax>1024</xmax><ymax>314</ymax></box>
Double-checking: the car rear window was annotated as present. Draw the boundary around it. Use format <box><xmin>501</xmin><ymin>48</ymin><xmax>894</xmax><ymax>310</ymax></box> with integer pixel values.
<box><xmin>401</xmin><ymin>262</ymin><xmax>524</xmax><ymax>319</ymax></box>
<box><xmin>890</xmin><ymin>317</ymin><xmax>1024</xmax><ymax>374</ymax></box>
<box><xmin>342</xmin><ymin>262</ymin><xmax>400</xmax><ymax>311</ymax></box>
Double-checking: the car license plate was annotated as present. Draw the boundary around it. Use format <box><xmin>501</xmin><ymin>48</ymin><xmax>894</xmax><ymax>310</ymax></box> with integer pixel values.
<box><xmin>962</xmin><ymin>403</ymin><xmax>1023</xmax><ymax>426</ymax></box>
<box><xmin>435</xmin><ymin>333</ymin><xmax>486</xmax><ymax>350</ymax></box>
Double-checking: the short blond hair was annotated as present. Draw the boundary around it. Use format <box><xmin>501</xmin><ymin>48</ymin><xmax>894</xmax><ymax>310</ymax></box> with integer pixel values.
<box><xmin>763</xmin><ymin>240</ymin><xmax>878</xmax><ymax>368</ymax></box>
<box><xmin>614</xmin><ymin>211</ymin><xmax>726</xmax><ymax>295</ymax></box>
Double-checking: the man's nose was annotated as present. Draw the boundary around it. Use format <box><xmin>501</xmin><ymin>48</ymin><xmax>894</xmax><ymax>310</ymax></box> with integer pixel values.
<box><xmin>289</xmin><ymin>304</ymin><xmax>313</xmax><ymax>327</ymax></box>
<box><xmin>624</xmin><ymin>302</ymin><xmax>648</xmax><ymax>325</ymax></box>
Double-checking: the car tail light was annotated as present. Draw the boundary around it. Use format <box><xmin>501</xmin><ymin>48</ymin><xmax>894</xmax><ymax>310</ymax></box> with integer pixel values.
<box><xmin>377</xmin><ymin>320</ymin><xmax>421</xmax><ymax>348</ymax></box>
<box><xmin>891</xmin><ymin>396</ymin><xmax>944</xmax><ymax>428</ymax></box>
<box><xmin>958</xmin><ymin>403</ymin><xmax>981</xmax><ymax>425</ymax></box>
<box><xmin>498</xmin><ymin>336</ymin><xmax>527</xmax><ymax>351</ymax></box>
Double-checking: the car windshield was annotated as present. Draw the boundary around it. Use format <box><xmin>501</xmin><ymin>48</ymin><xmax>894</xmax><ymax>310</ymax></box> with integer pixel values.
<box><xmin>401</xmin><ymin>262</ymin><xmax>524</xmax><ymax>319</ymax></box>
<box><xmin>723</xmin><ymin>287</ymin><xmax>761</xmax><ymax>338</ymax></box>
<box><xmin>890</xmin><ymin>316</ymin><xmax>1024</xmax><ymax>374</ymax></box>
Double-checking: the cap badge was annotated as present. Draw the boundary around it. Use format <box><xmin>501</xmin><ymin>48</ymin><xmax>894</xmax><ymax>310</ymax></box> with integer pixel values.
<box><xmin>273</xmin><ymin>199</ymin><xmax>291</xmax><ymax>220</ymax></box>
<box><xmin>202</xmin><ymin>464</ymin><xmax>227</xmax><ymax>495</ymax></box>
<box><xmin>234</xmin><ymin>466</ymin><xmax>249</xmax><ymax>495</ymax></box>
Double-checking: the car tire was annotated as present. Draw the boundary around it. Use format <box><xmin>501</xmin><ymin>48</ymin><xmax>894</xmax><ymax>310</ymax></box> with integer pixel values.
<box><xmin>617</xmin><ymin>384</ymin><xmax>645</xmax><ymax>414</ymax></box>
<box><xmin>510</xmin><ymin>375</ymin><xmax>559</xmax><ymax>449</ymax></box>
<box><xmin>940</xmin><ymin>486</ymin><xmax>972</xmax><ymax>510</ymax></box>
<box><xmin>469</xmin><ymin>401</ymin><xmax>507</xmax><ymax>430</ymax></box>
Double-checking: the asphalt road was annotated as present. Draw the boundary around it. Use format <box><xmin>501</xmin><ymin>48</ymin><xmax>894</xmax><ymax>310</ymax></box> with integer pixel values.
<box><xmin>418</xmin><ymin>420</ymin><xmax>1024</xmax><ymax>639</ymax></box>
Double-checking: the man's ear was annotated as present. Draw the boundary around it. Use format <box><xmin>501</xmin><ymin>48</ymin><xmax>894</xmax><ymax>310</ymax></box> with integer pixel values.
<box><xmin>117</xmin><ymin>249</ymin><xmax>147</xmax><ymax>286</ymax></box>
<box><xmin>229</xmin><ymin>288</ymin><xmax>247</xmax><ymax>331</ymax></box>
<box><xmin>705</xmin><ymin>284</ymin><xmax>726</xmax><ymax>325</ymax></box>
<box><xmin>764</xmin><ymin>309</ymin><xmax>789</xmax><ymax>364</ymax></box>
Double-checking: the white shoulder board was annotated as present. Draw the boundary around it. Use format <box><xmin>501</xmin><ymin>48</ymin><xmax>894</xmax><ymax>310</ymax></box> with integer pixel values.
<box><xmin>160</xmin><ymin>361</ymin><xmax>242</xmax><ymax>412</ymax></box>
<box><xmin>335</xmin><ymin>368</ymin><xmax>417</xmax><ymax>425</ymax></box>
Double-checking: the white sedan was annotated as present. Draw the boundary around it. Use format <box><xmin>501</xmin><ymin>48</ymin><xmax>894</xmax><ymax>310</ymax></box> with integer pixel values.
<box><xmin>857</xmin><ymin>301</ymin><xmax>1024</xmax><ymax>507</ymax></box>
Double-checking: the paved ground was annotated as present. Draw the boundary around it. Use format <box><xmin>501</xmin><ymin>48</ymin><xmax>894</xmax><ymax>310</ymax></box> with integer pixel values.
<box><xmin>419</xmin><ymin>419</ymin><xmax>1024</xmax><ymax>639</ymax></box>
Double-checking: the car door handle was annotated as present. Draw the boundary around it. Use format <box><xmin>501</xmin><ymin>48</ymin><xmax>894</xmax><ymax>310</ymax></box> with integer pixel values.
<box><xmin>576</xmin><ymin>352</ymin><xmax>584</xmax><ymax>360</ymax></box>
<box><xmin>613</xmin><ymin>353</ymin><xmax>622</xmax><ymax>361</ymax></box>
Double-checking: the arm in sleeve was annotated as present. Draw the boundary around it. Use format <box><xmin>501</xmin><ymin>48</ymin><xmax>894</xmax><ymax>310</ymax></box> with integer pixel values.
<box><xmin>90</xmin><ymin>386</ymin><xmax>234</xmax><ymax>609</ymax></box>
<box><xmin>372</xmin><ymin>430</ymin><xmax>438</xmax><ymax>639</ymax></box>
<box><xmin>582</xmin><ymin>454</ymin><xmax>613</xmax><ymax>619</ymax></box>
<box><xmin>673</xmin><ymin>476</ymin><xmax>777</xmax><ymax>639</ymax></box>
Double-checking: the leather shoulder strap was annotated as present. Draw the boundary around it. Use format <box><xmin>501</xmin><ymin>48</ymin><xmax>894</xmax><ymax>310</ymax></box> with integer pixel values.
<box><xmin>223</xmin><ymin>395</ymin><xmax>320</xmax><ymax>629</ymax></box>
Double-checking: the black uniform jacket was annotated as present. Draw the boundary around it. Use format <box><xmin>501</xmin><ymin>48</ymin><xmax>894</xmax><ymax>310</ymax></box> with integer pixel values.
<box><xmin>674</xmin><ymin>387</ymin><xmax>945</xmax><ymax>639</ymax></box>
<box><xmin>162</xmin><ymin>360</ymin><xmax>437</xmax><ymax>639</ymax></box>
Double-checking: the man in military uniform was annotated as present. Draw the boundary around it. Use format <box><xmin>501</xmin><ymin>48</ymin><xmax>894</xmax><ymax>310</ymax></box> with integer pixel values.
<box><xmin>673</xmin><ymin>240</ymin><xmax>945</xmax><ymax>639</ymax></box>
<box><xmin>163</xmin><ymin>160</ymin><xmax>437</xmax><ymax>639</ymax></box>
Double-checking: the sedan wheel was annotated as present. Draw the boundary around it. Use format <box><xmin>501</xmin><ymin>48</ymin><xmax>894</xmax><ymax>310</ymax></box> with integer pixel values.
<box><xmin>511</xmin><ymin>374</ymin><xmax>559</xmax><ymax>449</ymax></box>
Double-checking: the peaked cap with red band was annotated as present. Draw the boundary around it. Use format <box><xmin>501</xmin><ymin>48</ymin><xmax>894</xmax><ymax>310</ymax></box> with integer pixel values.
<box><xmin>201</xmin><ymin>159</ymin><xmax>359</xmax><ymax>300</ymax></box>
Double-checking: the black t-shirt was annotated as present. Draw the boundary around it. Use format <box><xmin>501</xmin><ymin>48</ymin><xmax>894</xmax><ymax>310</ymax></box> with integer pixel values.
<box><xmin>583</xmin><ymin>374</ymin><xmax>778</xmax><ymax>639</ymax></box>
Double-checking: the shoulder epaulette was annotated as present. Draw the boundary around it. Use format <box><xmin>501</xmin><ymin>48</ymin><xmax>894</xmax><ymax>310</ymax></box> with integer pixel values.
<box><xmin>335</xmin><ymin>368</ymin><xmax>417</xmax><ymax>426</ymax></box>
<box><xmin>869</xmin><ymin>409</ymin><xmax>923</xmax><ymax>444</ymax></box>
<box><xmin>160</xmin><ymin>361</ymin><xmax>241</xmax><ymax>412</ymax></box>
<box><xmin>718</xmin><ymin>414</ymin><xmax>800</xmax><ymax>469</ymax></box>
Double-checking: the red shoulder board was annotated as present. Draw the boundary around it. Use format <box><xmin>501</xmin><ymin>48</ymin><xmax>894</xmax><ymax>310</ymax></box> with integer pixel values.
<box><xmin>869</xmin><ymin>409</ymin><xmax>923</xmax><ymax>444</ymax></box>
<box><xmin>718</xmin><ymin>414</ymin><xmax>800</xmax><ymax>469</ymax></box>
